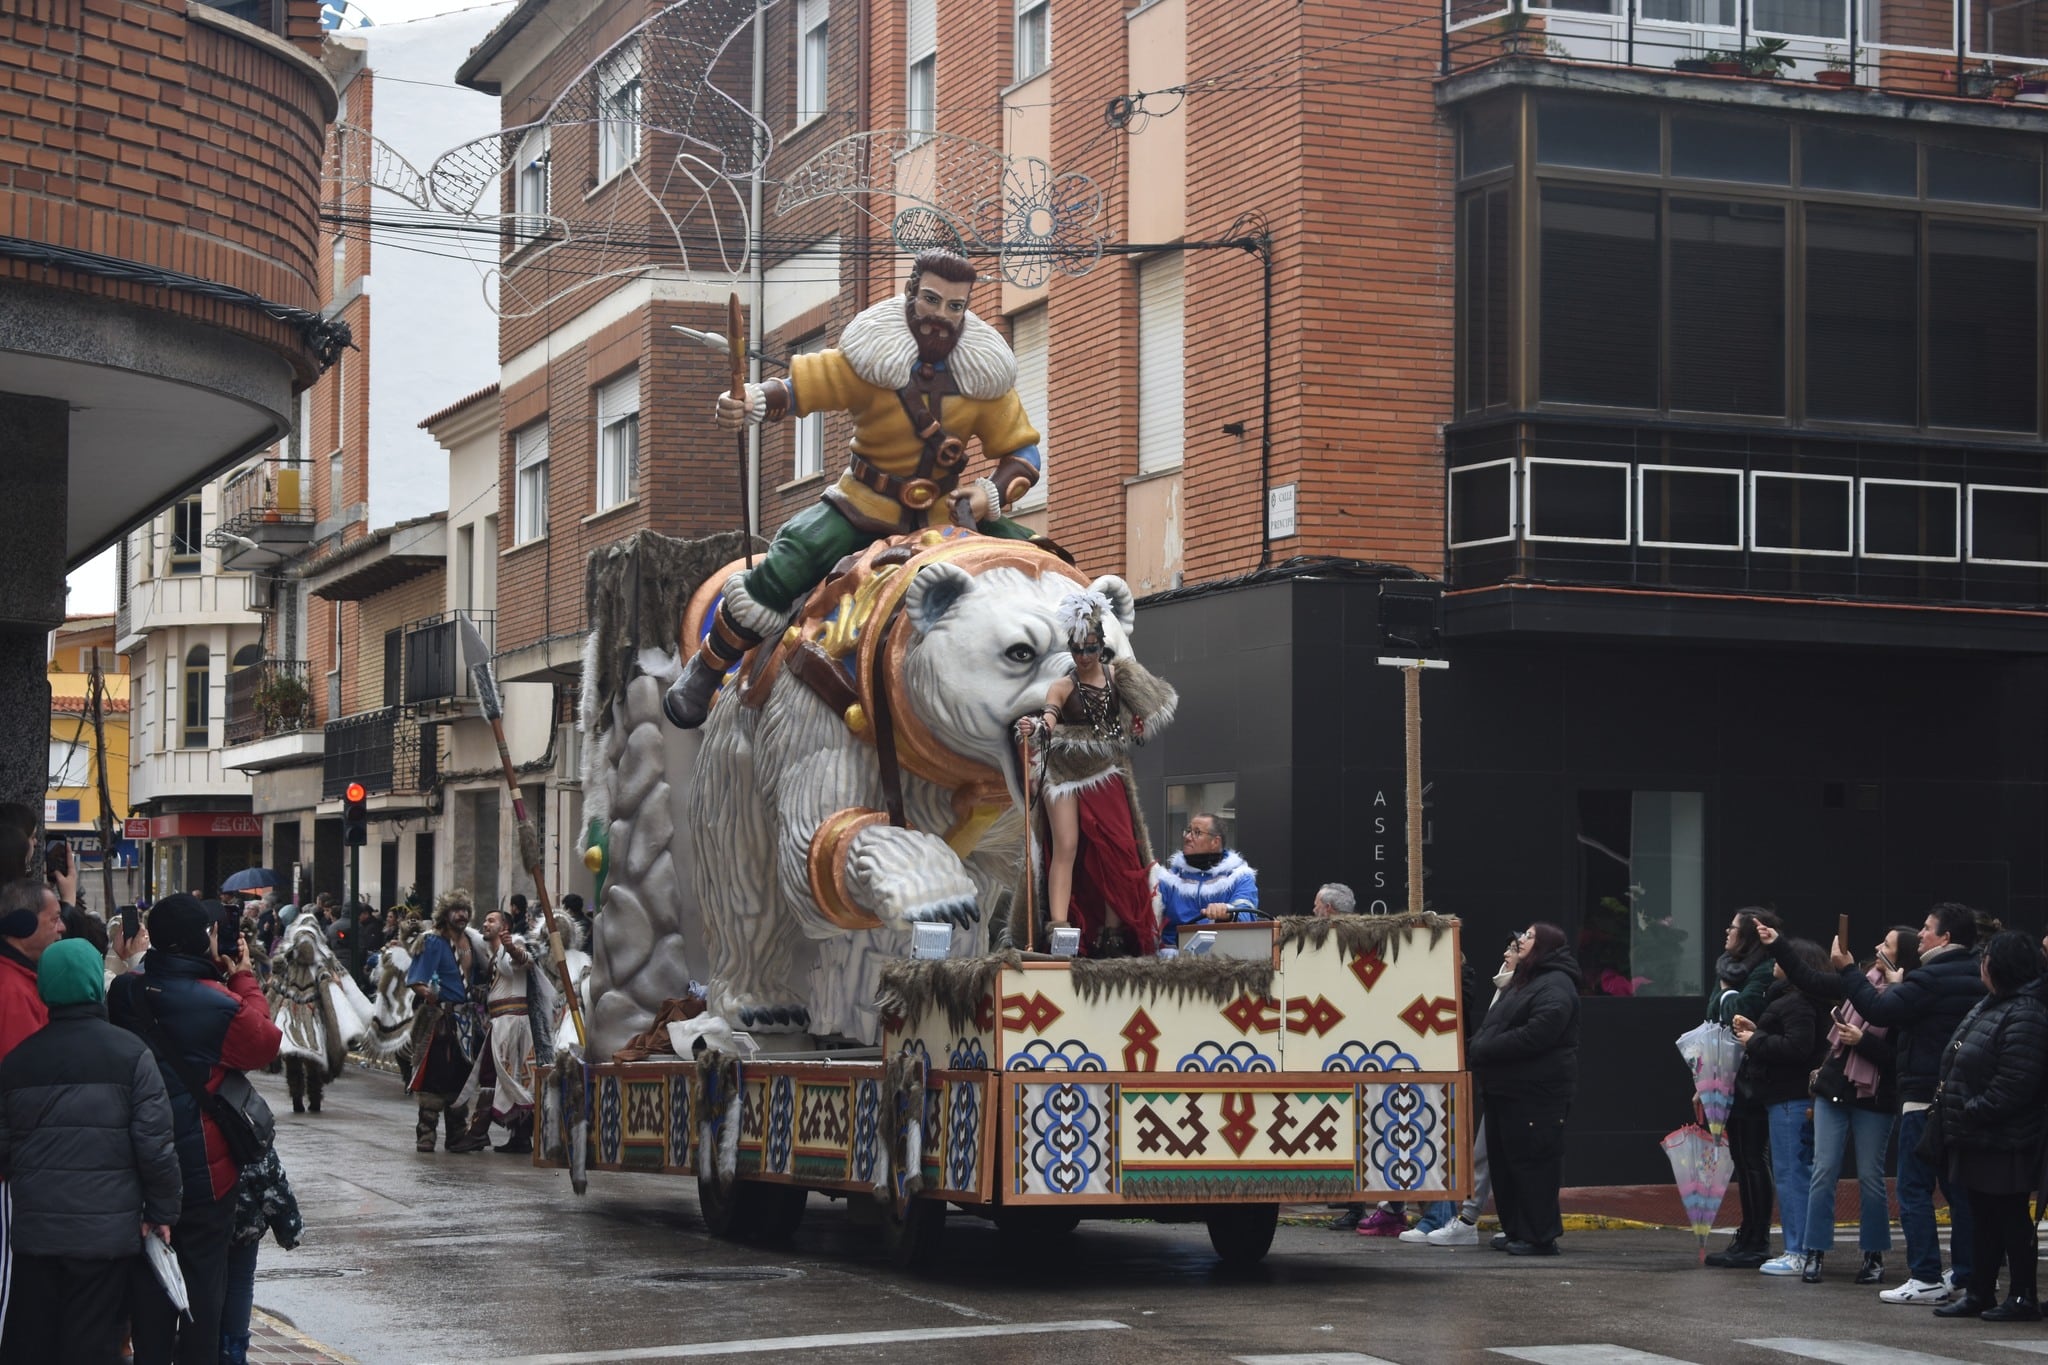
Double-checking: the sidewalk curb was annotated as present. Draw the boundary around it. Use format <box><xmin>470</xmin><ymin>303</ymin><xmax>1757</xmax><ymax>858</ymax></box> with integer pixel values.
<box><xmin>254</xmin><ymin>1309</ymin><xmax>359</xmax><ymax>1364</ymax></box>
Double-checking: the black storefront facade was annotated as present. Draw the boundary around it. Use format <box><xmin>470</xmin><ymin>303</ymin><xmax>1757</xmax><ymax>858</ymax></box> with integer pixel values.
<box><xmin>1132</xmin><ymin>570</ymin><xmax>2048</xmax><ymax>1186</ymax></box>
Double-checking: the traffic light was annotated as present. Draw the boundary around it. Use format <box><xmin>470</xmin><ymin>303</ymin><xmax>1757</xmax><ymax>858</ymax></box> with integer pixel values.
<box><xmin>342</xmin><ymin>781</ymin><xmax>368</xmax><ymax>846</ymax></box>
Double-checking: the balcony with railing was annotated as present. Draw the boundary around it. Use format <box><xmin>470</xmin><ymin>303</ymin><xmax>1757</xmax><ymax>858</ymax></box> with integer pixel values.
<box><xmin>1445</xmin><ymin>423</ymin><xmax>2048</xmax><ymax>647</ymax></box>
<box><xmin>1446</xmin><ymin>0</ymin><xmax>2048</xmax><ymax>101</ymax></box>
<box><xmin>222</xmin><ymin>659</ymin><xmax>324</xmax><ymax>771</ymax></box>
<box><xmin>402</xmin><ymin>611</ymin><xmax>493</xmax><ymax>718</ymax></box>
<box><xmin>323</xmin><ymin>707</ymin><xmax>438</xmax><ymax>810</ymax></box>
<box><xmin>209</xmin><ymin>458</ymin><xmax>316</xmax><ymax>572</ymax></box>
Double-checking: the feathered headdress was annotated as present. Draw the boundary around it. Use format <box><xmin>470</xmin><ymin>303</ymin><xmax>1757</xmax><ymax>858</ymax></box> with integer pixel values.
<box><xmin>1056</xmin><ymin>589</ymin><xmax>1114</xmax><ymax>646</ymax></box>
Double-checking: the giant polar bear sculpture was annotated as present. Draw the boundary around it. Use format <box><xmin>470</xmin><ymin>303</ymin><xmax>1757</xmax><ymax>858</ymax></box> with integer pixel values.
<box><xmin>580</xmin><ymin>531</ymin><xmax>1144</xmax><ymax>1053</ymax></box>
<box><xmin>691</xmin><ymin>539</ymin><xmax>1140</xmax><ymax>1042</ymax></box>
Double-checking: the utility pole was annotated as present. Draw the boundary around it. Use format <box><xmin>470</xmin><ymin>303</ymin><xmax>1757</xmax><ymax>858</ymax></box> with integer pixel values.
<box><xmin>87</xmin><ymin>657</ymin><xmax>117</xmax><ymax>915</ymax></box>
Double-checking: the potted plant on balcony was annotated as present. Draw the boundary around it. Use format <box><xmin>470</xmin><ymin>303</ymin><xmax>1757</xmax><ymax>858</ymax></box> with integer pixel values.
<box><xmin>253</xmin><ymin>669</ymin><xmax>311</xmax><ymax>735</ymax></box>
<box><xmin>1497</xmin><ymin>6</ymin><xmax>1540</xmax><ymax>56</ymax></box>
<box><xmin>1741</xmin><ymin>37</ymin><xmax>1794</xmax><ymax>77</ymax></box>
<box><xmin>1816</xmin><ymin>47</ymin><xmax>1857</xmax><ymax>86</ymax></box>
<box><xmin>1704</xmin><ymin>49</ymin><xmax>1745</xmax><ymax>75</ymax></box>
<box><xmin>1957</xmin><ymin>60</ymin><xmax>2000</xmax><ymax>98</ymax></box>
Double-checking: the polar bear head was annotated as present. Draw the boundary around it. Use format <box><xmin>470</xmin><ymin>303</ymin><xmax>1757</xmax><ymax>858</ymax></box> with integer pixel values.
<box><xmin>900</xmin><ymin>563</ymin><xmax>1138</xmax><ymax>780</ymax></box>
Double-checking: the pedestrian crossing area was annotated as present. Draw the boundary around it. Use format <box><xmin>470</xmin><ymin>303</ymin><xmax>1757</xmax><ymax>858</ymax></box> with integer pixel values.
<box><xmin>1232</xmin><ymin>1342</ymin><xmax>2048</xmax><ymax>1365</ymax></box>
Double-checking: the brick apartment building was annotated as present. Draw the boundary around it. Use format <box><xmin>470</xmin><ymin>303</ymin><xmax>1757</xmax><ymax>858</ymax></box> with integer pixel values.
<box><xmin>0</xmin><ymin>0</ymin><xmax>335</xmax><ymax>823</ymax></box>
<box><xmin>453</xmin><ymin>0</ymin><xmax>2048</xmax><ymax>1176</ymax></box>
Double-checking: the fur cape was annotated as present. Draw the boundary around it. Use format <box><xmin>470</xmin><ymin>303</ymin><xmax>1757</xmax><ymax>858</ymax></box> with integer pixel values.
<box><xmin>836</xmin><ymin>296</ymin><xmax>1017</xmax><ymax>400</ymax></box>
<box><xmin>1037</xmin><ymin>655</ymin><xmax>1179</xmax><ymax>861</ymax></box>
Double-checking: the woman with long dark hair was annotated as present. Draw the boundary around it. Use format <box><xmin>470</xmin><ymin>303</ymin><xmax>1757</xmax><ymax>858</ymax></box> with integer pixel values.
<box><xmin>1930</xmin><ymin>930</ymin><xmax>2048</xmax><ymax>1322</ymax></box>
<box><xmin>1705</xmin><ymin>907</ymin><xmax>1783</xmax><ymax>1268</ymax></box>
<box><xmin>1467</xmin><ymin>922</ymin><xmax>1580</xmax><ymax>1256</ymax></box>
<box><xmin>1731</xmin><ymin>937</ymin><xmax>1830</xmax><ymax>1276</ymax></box>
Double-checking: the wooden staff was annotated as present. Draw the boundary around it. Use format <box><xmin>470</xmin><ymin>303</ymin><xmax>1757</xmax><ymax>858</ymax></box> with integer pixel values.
<box><xmin>458</xmin><ymin>616</ymin><xmax>587</xmax><ymax>1050</ymax></box>
<box><xmin>1018</xmin><ymin>727</ymin><xmax>1036</xmax><ymax>952</ymax></box>
<box><xmin>730</xmin><ymin>292</ymin><xmax>752</xmax><ymax>569</ymax></box>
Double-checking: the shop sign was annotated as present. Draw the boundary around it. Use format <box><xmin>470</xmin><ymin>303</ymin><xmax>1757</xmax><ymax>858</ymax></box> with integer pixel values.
<box><xmin>148</xmin><ymin>813</ymin><xmax>263</xmax><ymax>839</ymax></box>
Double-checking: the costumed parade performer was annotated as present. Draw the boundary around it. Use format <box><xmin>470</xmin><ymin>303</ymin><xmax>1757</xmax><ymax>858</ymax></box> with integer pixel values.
<box><xmin>1153</xmin><ymin>812</ymin><xmax>1262</xmax><ymax>947</ymax></box>
<box><xmin>453</xmin><ymin>907</ymin><xmax>557</xmax><ymax>1156</ymax></box>
<box><xmin>269</xmin><ymin>917</ymin><xmax>368</xmax><ymax>1114</ymax></box>
<box><xmin>1018</xmin><ymin>590</ymin><xmax>1177</xmax><ymax>957</ymax></box>
<box><xmin>404</xmin><ymin>890</ymin><xmax>489</xmax><ymax>1153</ymax></box>
<box><xmin>665</xmin><ymin>250</ymin><xmax>1049</xmax><ymax>728</ymax></box>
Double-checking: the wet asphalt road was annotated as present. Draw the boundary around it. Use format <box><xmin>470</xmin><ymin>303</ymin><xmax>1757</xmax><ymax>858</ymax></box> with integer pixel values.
<box><xmin>256</xmin><ymin>1067</ymin><xmax>2028</xmax><ymax>1365</ymax></box>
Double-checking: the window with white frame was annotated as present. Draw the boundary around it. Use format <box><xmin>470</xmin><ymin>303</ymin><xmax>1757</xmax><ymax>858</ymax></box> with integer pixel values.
<box><xmin>170</xmin><ymin>497</ymin><xmax>203</xmax><ymax>574</ymax></box>
<box><xmin>1748</xmin><ymin>471</ymin><xmax>1852</xmax><ymax>556</ymax></box>
<box><xmin>1009</xmin><ymin>306</ymin><xmax>1048</xmax><ymax>509</ymax></box>
<box><xmin>1014</xmin><ymin>0</ymin><xmax>1048</xmax><ymax>81</ymax></box>
<box><xmin>595</xmin><ymin>370</ymin><xmax>641</xmax><ymax>510</ymax></box>
<box><xmin>1523</xmin><ymin>458</ymin><xmax>1630</xmax><ymax>544</ymax></box>
<box><xmin>514</xmin><ymin>126</ymin><xmax>550</xmax><ymax>239</ymax></box>
<box><xmin>1136</xmin><ymin>252</ymin><xmax>1185</xmax><ymax>475</ymax></box>
<box><xmin>597</xmin><ymin>44</ymin><xmax>643</xmax><ymax>183</ymax></box>
<box><xmin>514</xmin><ymin>422</ymin><xmax>550</xmax><ymax>543</ymax></box>
<box><xmin>791</xmin><ymin>336</ymin><xmax>826</xmax><ymax>479</ymax></box>
<box><xmin>1969</xmin><ymin>485</ymin><xmax>2048</xmax><ymax>566</ymax></box>
<box><xmin>906</xmin><ymin>0</ymin><xmax>936</xmax><ymax>142</ymax></box>
<box><xmin>797</xmin><ymin>0</ymin><xmax>829</xmax><ymax>125</ymax></box>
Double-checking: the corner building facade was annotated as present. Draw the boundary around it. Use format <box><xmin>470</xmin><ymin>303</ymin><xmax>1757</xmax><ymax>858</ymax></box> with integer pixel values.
<box><xmin>464</xmin><ymin>0</ymin><xmax>2048</xmax><ymax>1178</ymax></box>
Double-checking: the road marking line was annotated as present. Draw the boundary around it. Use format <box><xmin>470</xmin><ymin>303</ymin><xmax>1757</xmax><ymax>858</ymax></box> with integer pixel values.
<box><xmin>417</xmin><ymin>1318</ymin><xmax>1129</xmax><ymax>1365</ymax></box>
<box><xmin>1741</xmin><ymin>1339</ymin><xmax>1971</xmax><ymax>1365</ymax></box>
<box><xmin>1985</xmin><ymin>1346</ymin><xmax>2048</xmax><ymax>1356</ymax></box>
<box><xmin>1234</xmin><ymin>1355</ymin><xmax>1404</xmax><ymax>1365</ymax></box>
<box><xmin>1492</xmin><ymin>1348</ymin><xmax>1699</xmax><ymax>1364</ymax></box>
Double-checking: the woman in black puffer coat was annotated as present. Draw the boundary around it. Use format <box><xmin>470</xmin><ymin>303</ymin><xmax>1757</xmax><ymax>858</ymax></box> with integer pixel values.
<box><xmin>1731</xmin><ymin>938</ymin><xmax>1830</xmax><ymax>1276</ymax></box>
<box><xmin>1705</xmin><ymin>908</ymin><xmax>1784</xmax><ymax>1268</ymax></box>
<box><xmin>1467</xmin><ymin>922</ymin><xmax>1580</xmax><ymax>1257</ymax></box>
<box><xmin>1929</xmin><ymin>931</ymin><xmax>2048</xmax><ymax>1323</ymax></box>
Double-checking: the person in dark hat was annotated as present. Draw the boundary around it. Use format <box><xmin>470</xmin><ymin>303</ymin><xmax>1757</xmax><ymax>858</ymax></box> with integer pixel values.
<box><xmin>0</xmin><ymin>937</ymin><xmax>181</xmax><ymax>1364</ymax></box>
<box><xmin>108</xmin><ymin>894</ymin><xmax>281</xmax><ymax>1365</ymax></box>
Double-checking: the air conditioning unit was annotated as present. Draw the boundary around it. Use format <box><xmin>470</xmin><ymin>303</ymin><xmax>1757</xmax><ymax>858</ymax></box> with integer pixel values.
<box><xmin>553</xmin><ymin>722</ymin><xmax>583</xmax><ymax>784</ymax></box>
<box><xmin>242</xmin><ymin>576</ymin><xmax>276</xmax><ymax>614</ymax></box>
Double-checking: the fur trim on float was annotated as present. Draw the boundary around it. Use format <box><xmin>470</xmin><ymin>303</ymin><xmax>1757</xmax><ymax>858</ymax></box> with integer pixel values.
<box><xmin>836</xmin><ymin>296</ymin><xmax>1017</xmax><ymax>400</ymax></box>
<box><xmin>878</xmin><ymin>952</ymin><xmax>1022</xmax><ymax>1034</ymax></box>
<box><xmin>1273</xmin><ymin>909</ymin><xmax>1459</xmax><ymax>962</ymax></box>
<box><xmin>1119</xmin><ymin>1168</ymin><xmax>1359</xmax><ymax>1201</ymax></box>
<box><xmin>877</xmin><ymin>950</ymin><xmax>1278</xmax><ymax>1022</ymax></box>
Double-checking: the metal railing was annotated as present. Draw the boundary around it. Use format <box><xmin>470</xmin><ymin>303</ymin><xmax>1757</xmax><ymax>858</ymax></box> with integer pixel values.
<box><xmin>323</xmin><ymin>706</ymin><xmax>439</xmax><ymax>799</ymax></box>
<box><xmin>1445</xmin><ymin>0</ymin><xmax>2048</xmax><ymax>98</ymax></box>
<box><xmin>225</xmin><ymin>659</ymin><xmax>315</xmax><ymax>747</ymax></box>
<box><xmin>216</xmin><ymin>458</ymin><xmax>312</xmax><ymax>540</ymax></box>
<box><xmin>402</xmin><ymin>611</ymin><xmax>493</xmax><ymax>708</ymax></box>
<box><xmin>1446</xmin><ymin>423</ymin><xmax>2048</xmax><ymax>608</ymax></box>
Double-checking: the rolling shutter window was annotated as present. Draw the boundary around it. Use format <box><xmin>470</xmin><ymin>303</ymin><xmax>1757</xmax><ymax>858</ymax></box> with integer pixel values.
<box><xmin>906</xmin><ymin>0</ymin><xmax>936</xmax><ymax>61</ymax></box>
<box><xmin>1539</xmin><ymin>184</ymin><xmax>1659</xmax><ymax>409</ymax></box>
<box><xmin>1136</xmin><ymin>252</ymin><xmax>1185</xmax><ymax>474</ymax></box>
<box><xmin>1010</xmin><ymin>306</ymin><xmax>1048</xmax><ymax>508</ymax></box>
<box><xmin>1928</xmin><ymin>221</ymin><xmax>2037</xmax><ymax>432</ymax></box>
<box><xmin>1668</xmin><ymin>199</ymin><xmax>1785</xmax><ymax>415</ymax></box>
<box><xmin>1805</xmin><ymin>207</ymin><xmax>1917</xmax><ymax>426</ymax></box>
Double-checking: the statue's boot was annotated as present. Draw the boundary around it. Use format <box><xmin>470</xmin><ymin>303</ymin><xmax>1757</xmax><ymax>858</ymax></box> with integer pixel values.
<box><xmin>664</xmin><ymin>589</ymin><xmax>774</xmax><ymax>729</ymax></box>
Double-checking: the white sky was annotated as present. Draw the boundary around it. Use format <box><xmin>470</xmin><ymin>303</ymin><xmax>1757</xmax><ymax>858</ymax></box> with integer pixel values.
<box><xmin>68</xmin><ymin>547</ymin><xmax>116</xmax><ymax>617</ymax></box>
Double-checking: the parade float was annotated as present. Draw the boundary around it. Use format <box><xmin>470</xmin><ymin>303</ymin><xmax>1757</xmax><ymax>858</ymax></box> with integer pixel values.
<box><xmin>530</xmin><ymin>520</ymin><xmax>1473</xmax><ymax>1267</ymax></box>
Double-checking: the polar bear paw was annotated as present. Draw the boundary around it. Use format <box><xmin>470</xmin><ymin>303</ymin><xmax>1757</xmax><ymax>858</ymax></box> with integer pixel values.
<box><xmin>722</xmin><ymin>991</ymin><xmax>811</xmax><ymax>1033</ymax></box>
<box><xmin>846</xmin><ymin>825</ymin><xmax>983</xmax><ymax>931</ymax></box>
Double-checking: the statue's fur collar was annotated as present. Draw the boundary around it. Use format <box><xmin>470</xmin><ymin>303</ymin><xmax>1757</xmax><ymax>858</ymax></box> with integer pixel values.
<box><xmin>837</xmin><ymin>296</ymin><xmax>1016</xmax><ymax>400</ymax></box>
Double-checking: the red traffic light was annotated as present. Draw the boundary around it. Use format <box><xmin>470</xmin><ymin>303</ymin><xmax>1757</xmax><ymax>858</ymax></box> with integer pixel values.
<box><xmin>345</xmin><ymin>782</ymin><xmax>366</xmax><ymax>803</ymax></box>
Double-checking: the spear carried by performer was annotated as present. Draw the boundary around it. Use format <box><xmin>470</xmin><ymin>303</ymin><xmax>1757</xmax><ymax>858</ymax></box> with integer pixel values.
<box><xmin>458</xmin><ymin>615</ymin><xmax>588</xmax><ymax>1050</ymax></box>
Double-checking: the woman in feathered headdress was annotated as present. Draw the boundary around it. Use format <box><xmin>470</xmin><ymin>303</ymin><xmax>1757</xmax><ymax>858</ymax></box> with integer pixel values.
<box><xmin>1016</xmin><ymin>589</ymin><xmax>1177</xmax><ymax>957</ymax></box>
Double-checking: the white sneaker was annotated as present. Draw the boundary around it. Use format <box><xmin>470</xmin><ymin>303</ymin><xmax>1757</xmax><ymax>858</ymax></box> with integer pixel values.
<box><xmin>1427</xmin><ymin>1219</ymin><xmax>1480</xmax><ymax>1246</ymax></box>
<box><xmin>1879</xmin><ymin>1278</ymin><xmax>1950</xmax><ymax>1303</ymax></box>
<box><xmin>1759</xmin><ymin>1253</ymin><xmax>1806</xmax><ymax>1276</ymax></box>
<box><xmin>1397</xmin><ymin>1227</ymin><xmax>1434</xmax><ymax>1243</ymax></box>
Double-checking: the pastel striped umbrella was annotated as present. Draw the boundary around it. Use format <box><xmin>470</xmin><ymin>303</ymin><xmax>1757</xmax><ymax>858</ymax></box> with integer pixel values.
<box><xmin>1675</xmin><ymin>1020</ymin><xmax>1742</xmax><ymax>1137</ymax></box>
<box><xmin>1661</xmin><ymin>1123</ymin><xmax>1733</xmax><ymax>1264</ymax></box>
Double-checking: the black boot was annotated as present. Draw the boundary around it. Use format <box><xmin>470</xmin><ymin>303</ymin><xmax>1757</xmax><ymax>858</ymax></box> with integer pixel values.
<box><xmin>663</xmin><ymin>655</ymin><xmax>721</xmax><ymax>729</ymax></box>
<box><xmin>446</xmin><ymin>1104</ymin><xmax>489</xmax><ymax>1153</ymax></box>
<box><xmin>495</xmin><ymin>1114</ymin><xmax>533</xmax><ymax>1155</ymax></box>
<box><xmin>1856</xmin><ymin>1252</ymin><xmax>1884</xmax><ymax>1285</ymax></box>
<box><xmin>1705</xmin><ymin>1242</ymin><xmax>1769</xmax><ymax>1269</ymax></box>
<box><xmin>1934</xmin><ymin>1293</ymin><xmax>1994</xmax><ymax>1318</ymax></box>
<box><xmin>1982</xmin><ymin>1295</ymin><xmax>2042</xmax><ymax>1323</ymax></box>
<box><xmin>415</xmin><ymin>1106</ymin><xmax>439</xmax><ymax>1153</ymax></box>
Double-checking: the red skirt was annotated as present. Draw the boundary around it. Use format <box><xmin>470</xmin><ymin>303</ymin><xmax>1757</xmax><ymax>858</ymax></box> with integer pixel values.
<box><xmin>1062</xmin><ymin>775</ymin><xmax>1159</xmax><ymax>958</ymax></box>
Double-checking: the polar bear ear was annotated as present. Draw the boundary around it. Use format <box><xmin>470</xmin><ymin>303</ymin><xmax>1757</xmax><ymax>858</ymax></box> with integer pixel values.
<box><xmin>1088</xmin><ymin>576</ymin><xmax>1137</xmax><ymax>631</ymax></box>
<box><xmin>904</xmin><ymin>562</ymin><xmax>976</xmax><ymax>635</ymax></box>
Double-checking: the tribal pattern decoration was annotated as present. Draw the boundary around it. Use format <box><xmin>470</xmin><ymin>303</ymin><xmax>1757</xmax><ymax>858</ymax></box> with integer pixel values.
<box><xmin>851</xmin><ymin>1078</ymin><xmax>882</xmax><ymax>1185</ymax></box>
<box><xmin>1361</xmin><ymin>1080</ymin><xmax>1451</xmax><ymax>1194</ymax></box>
<box><xmin>1322</xmin><ymin>1040</ymin><xmax>1422</xmax><ymax>1073</ymax></box>
<box><xmin>1176</xmin><ymin>1040</ymin><xmax>1279</xmax><ymax>1073</ymax></box>
<box><xmin>1006</xmin><ymin>1039</ymin><xmax>1108</xmax><ymax>1072</ymax></box>
<box><xmin>1017</xmin><ymin>1081</ymin><xmax>1111</xmax><ymax>1196</ymax></box>
<box><xmin>766</xmin><ymin>1075</ymin><xmax>797</xmax><ymax>1175</ymax></box>
<box><xmin>948</xmin><ymin>1036</ymin><xmax>990</xmax><ymax>1069</ymax></box>
<box><xmin>598</xmin><ymin>1074</ymin><xmax>623</xmax><ymax>1165</ymax></box>
<box><xmin>668</xmin><ymin>1075</ymin><xmax>693</xmax><ymax>1168</ymax></box>
<box><xmin>946</xmin><ymin>1081</ymin><xmax>981</xmax><ymax>1192</ymax></box>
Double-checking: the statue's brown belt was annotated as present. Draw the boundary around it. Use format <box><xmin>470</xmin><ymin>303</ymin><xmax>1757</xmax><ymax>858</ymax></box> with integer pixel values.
<box><xmin>848</xmin><ymin>454</ymin><xmax>955</xmax><ymax>512</ymax></box>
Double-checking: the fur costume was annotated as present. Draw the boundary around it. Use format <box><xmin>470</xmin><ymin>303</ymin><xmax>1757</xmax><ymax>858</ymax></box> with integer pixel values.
<box><xmin>1153</xmin><ymin>849</ymin><xmax>1261</xmax><ymax>947</ymax></box>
